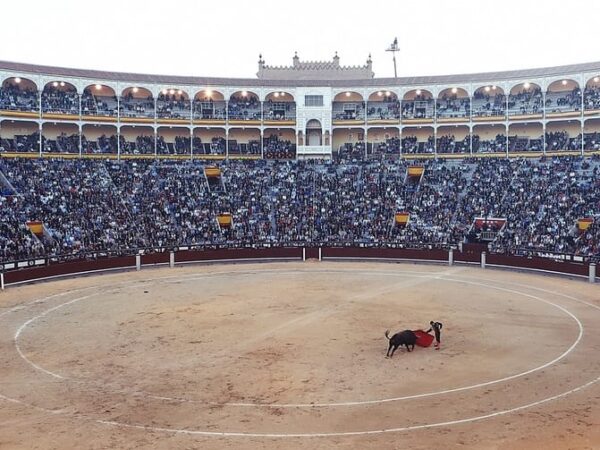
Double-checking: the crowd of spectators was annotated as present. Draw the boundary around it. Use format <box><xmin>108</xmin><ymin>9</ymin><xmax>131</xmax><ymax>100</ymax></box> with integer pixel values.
<box><xmin>436</xmin><ymin>135</ymin><xmax>470</xmax><ymax>154</ymax></box>
<box><xmin>472</xmin><ymin>134</ymin><xmax>506</xmax><ymax>153</ymax></box>
<box><xmin>436</xmin><ymin>94</ymin><xmax>470</xmax><ymax>119</ymax></box>
<box><xmin>508</xmin><ymin>88</ymin><xmax>543</xmax><ymax>116</ymax></box>
<box><xmin>82</xmin><ymin>134</ymin><xmax>118</xmax><ymax>154</ymax></box>
<box><xmin>41</xmin><ymin>86</ymin><xmax>78</xmax><ymax>114</ymax></box>
<box><xmin>436</xmin><ymin>94</ymin><xmax>471</xmax><ymax>119</ymax></box>
<box><xmin>472</xmin><ymin>91</ymin><xmax>505</xmax><ymax>117</ymax></box>
<box><xmin>6</xmin><ymin>82</ymin><xmax>600</xmax><ymax>121</ymax></box>
<box><xmin>545</xmin><ymin>131</ymin><xmax>581</xmax><ymax>151</ymax></box>
<box><xmin>508</xmin><ymin>135</ymin><xmax>543</xmax><ymax>152</ymax></box>
<box><xmin>332</xmin><ymin>101</ymin><xmax>365</xmax><ymax>121</ymax></box>
<box><xmin>157</xmin><ymin>92</ymin><xmax>190</xmax><ymax>119</ymax></box>
<box><xmin>193</xmin><ymin>137</ymin><xmax>226</xmax><ymax>155</ymax></box>
<box><xmin>81</xmin><ymin>89</ymin><xmax>118</xmax><ymax>117</ymax></box>
<box><xmin>0</xmin><ymin>84</ymin><xmax>38</xmax><ymax>112</ymax></box>
<box><xmin>120</xmin><ymin>135</ymin><xmax>155</xmax><ymax>154</ymax></box>
<box><xmin>584</xmin><ymin>132</ymin><xmax>600</xmax><ymax>151</ymax></box>
<box><xmin>546</xmin><ymin>88</ymin><xmax>581</xmax><ymax>113</ymax></box>
<box><xmin>367</xmin><ymin>97</ymin><xmax>400</xmax><ymax>120</ymax></box>
<box><xmin>584</xmin><ymin>84</ymin><xmax>600</xmax><ymax>110</ymax></box>
<box><xmin>0</xmin><ymin>133</ymin><xmax>40</xmax><ymax>153</ymax></box>
<box><xmin>1</xmin><ymin>156</ymin><xmax>597</xmax><ymax>262</ymax></box>
<box><xmin>228</xmin><ymin>95</ymin><xmax>261</xmax><ymax>121</ymax></box>
<box><xmin>263</xmin><ymin>99</ymin><xmax>296</xmax><ymax>121</ymax></box>
<box><xmin>401</xmin><ymin>136</ymin><xmax>435</xmax><ymax>154</ymax></box>
<box><xmin>192</xmin><ymin>97</ymin><xmax>226</xmax><ymax>120</ymax></box>
<box><xmin>263</xmin><ymin>135</ymin><xmax>296</xmax><ymax>159</ymax></box>
<box><xmin>402</xmin><ymin>96</ymin><xmax>435</xmax><ymax>119</ymax></box>
<box><xmin>120</xmin><ymin>92</ymin><xmax>155</xmax><ymax>118</ymax></box>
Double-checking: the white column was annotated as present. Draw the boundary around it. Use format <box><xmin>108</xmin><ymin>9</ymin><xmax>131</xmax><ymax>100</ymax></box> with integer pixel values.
<box><xmin>302</xmin><ymin>247</ymin><xmax>306</xmax><ymax>261</ymax></box>
<box><xmin>38</xmin><ymin>122</ymin><xmax>43</xmax><ymax>156</ymax></box>
<box><xmin>542</xmin><ymin>121</ymin><xmax>546</xmax><ymax>155</ymax></box>
<box><xmin>136</xmin><ymin>254</ymin><xmax>141</xmax><ymax>271</ymax></box>
<box><xmin>225</xmin><ymin>128</ymin><xmax>229</xmax><ymax>159</ymax></box>
<box><xmin>190</xmin><ymin>128</ymin><xmax>194</xmax><ymax>161</ymax></box>
<box><xmin>469</xmin><ymin>125</ymin><xmax>473</xmax><ymax>156</ymax></box>
<box><xmin>154</xmin><ymin>129</ymin><xmax>158</xmax><ymax>157</ymax></box>
<box><xmin>581</xmin><ymin>119</ymin><xmax>585</xmax><ymax>156</ymax></box>
<box><xmin>170</xmin><ymin>251</ymin><xmax>175</xmax><ymax>268</ymax></box>
<box><xmin>589</xmin><ymin>263</ymin><xmax>596</xmax><ymax>283</ymax></box>
<box><xmin>0</xmin><ymin>272</ymin><xmax>4</xmax><ymax>290</ymax></box>
<box><xmin>318</xmin><ymin>247</ymin><xmax>322</xmax><ymax>261</ymax></box>
<box><xmin>117</xmin><ymin>94</ymin><xmax>121</xmax><ymax>160</ymax></box>
<box><xmin>448</xmin><ymin>248</ymin><xmax>454</xmax><ymax>266</ymax></box>
<box><xmin>481</xmin><ymin>251</ymin><xmax>486</xmax><ymax>269</ymax></box>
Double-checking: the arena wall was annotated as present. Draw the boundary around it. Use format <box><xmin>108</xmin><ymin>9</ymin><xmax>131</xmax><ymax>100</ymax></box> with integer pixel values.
<box><xmin>2</xmin><ymin>247</ymin><xmax>594</xmax><ymax>287</ymax></box>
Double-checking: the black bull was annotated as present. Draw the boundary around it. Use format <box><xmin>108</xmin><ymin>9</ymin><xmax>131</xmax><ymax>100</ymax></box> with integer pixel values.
<box><xmin>385</xmin><ymin>330</ymin><xmax>417</xmax><ymax>357</ymax></box>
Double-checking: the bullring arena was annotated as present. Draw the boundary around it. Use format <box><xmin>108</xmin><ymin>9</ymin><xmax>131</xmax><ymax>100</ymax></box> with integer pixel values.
<box><xmin>0</xmin><ymin>258</ymin><xmax>599</xmax><ymax>449</ymax></box>
<box><xmin>2</xmin><ymin>2</ymin><xmax>600</xmax><ymax>448</ymax></box>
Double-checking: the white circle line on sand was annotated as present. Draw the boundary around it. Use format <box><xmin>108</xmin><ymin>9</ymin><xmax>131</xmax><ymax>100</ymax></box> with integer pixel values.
<box><xmin>10</xmin><ymin>270</ymin><xmax>584</xmax><ymax>409</ymax></box>
<box><xmin>0</xmin><ymin>267</ymin><xmax>598</xmax><ymax>437</ymax></box>
<box><xmin>444</xmin><ymin>274</ymin><xmax>600</xmax><ymax>311</ymax></box>
<box><xmin>13</xmin><ymin>294</ymin><xmax>100</xmax><ymax>380</ymax></box>
<box><xmin>95</xmin><ymin>374</ymin><xmax>600</xmax><ymax>438</ymax></box>
<box><xmin>157</xmin><ymin>274</ymin><xmax>584</xmax><ymax>408</ymax></box>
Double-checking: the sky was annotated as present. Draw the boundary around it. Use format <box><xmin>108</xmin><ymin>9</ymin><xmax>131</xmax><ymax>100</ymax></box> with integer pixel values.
<box><xmin>1</xmin><ymin>0</ymin><xmax>599</xmax><ymax>79</ymax></box>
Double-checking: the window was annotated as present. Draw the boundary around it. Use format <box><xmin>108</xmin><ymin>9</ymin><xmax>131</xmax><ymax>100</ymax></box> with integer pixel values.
<box><xmin>305</xmin><ymin>95</ymin><xmax>323</xmax><ymax>107</ymax></box>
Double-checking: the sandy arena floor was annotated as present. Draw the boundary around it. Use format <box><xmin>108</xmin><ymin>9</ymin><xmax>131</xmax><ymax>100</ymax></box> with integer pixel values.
<box><xmin>0</xmin><ymin>261</ymin><xmax>599</xmax><ymax>449</ymax></box>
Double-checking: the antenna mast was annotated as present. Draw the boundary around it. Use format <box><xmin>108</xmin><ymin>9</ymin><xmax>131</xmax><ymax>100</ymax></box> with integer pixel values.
<box><xmin>386</xmin><ymin>37</ymin><xmax>400</xmax><ymax>78</ymax></box>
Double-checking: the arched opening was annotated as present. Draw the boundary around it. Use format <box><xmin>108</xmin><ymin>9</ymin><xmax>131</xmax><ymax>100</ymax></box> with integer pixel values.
<box><xmin>263</xmin><ymin>128</ymin><xmax>296</xmax><ymax>159</ymax></box>
<box><xmin>508</xmin><ymin>122</ymin><xmax>543</xmax><ymax>153</ymax></box>
<box><xmin>120</xmin><ymin>87</ymin><xmax>154</xmax><ymax>119</ymax></box>
<box><xmin>584</xmin><ymin>76</ymin><xmax>600</xmax><ymax>112</ymax></box>
<box><xmin>228</xmin><ymin>91</ymin><xmax>261</xmax><ymax>121</ymax></box>
<box><xmin>401</xmin><ymin>126</ymin><xmax>434</xmax><ymax>154</ymax></box>
<box><xmin>472</xmin><ymin>85</ymin><xmax>505</xmax><ymax>118</ymax></box>
<box><xmin>333</xmin><ymin>128</ymin><xmax>365</xmax><ymax>161</ymax></box>
<box><xmin>193</xmin><ymin>90</ymin><xmax>226</xmax><ymax>121</ymax></box>
<box><xmin>192</xmin><ymin>127</ymin><xmax>226</xmax><ymax>156</ymax></box>
<box><xmin>366</xmin><ymin>127</ymin><xmax>400</xmax><ymax>158</ymax></box>
<box><xmin>437</xmin><ymin>125</ymin><xmax>470</xmax><ymax>154</ymax></box>
<box><xmin>332</xmin><ymin>91</ymin><xmax>365</xmax><ymax>122</ymax></box>
<box><xmin>82</xmin><ymin>84</ymin><xmax>118</xmax><ymax>117</ymax></box>
<box><xmin>0</xmin><ymin>77</ymin><xmax>38</xmax><ymax>112</ymax></box>
<box><xmin>436</xmin><ymin>87</ymin><xmax>470</xmax><ymax>120</ymax></box>
<box><xmin>42</xmin><ymin>122</ymin><xmax>79</xmax><ymax>154</ymax></box>
<box><xmin>508</xmin><ymin>82</ymin><xmax>543</xmax><ymax>117</ymax></box>
<box><xmin>402</xmin><ymin>89</ymin><xmax>434</xmax><ymax>120</ymax></box>
<box><xmin>367</xmin><ymin>91</ymin><xmax>400</xmax><ymax>121</ymax></box>
<box><xmin>228</xmin><ymin>128</ymin><xmax>261</xmax><ymax>156</ymax></box>
<box><xmin>120</xmin><ymin>125</ymin><xmax>155</xmax><ymax>155</ymax></box>
<box><xmin>546</xmin><ymin>79</ymin><xmax>581</xmax><ymax>115</ymax></box>
<box><xmin>0</xmin><ymin>120</ymin><xmax>39</xmax><ymax>153</ymax></box>
<box><xmin>264</xmin><ymin>92</ymin><xmax>296</xmax><ymax>122</ymax></box>
<box><xmin>157</xmin><ymin>126</ymin><xmax>191</xmax><ymax>155</ymax></box>
<box><xmin>42</xmin><ymin>81</ymin><xmax>78</xmax><ymax>115</ymax></box>
<box><xmin>82</xmin><ymin>124</ymin><xmax>117</xmax><ymax>154</ymax></box>
<box><xmin>157</xmin><ymin>88</ymin><xmax>190</xmax><ymax>120</ymax></box>
<box><xmin>545</xmin><ymin>120</ymin><xmax>581</xmax><ymax>152</ymax></box>
<box><xmin>305</xmin><ymin>119</ymin><xmax>323</xmax><ymax>146</ymax></box>
<box><xmin>472</xmin><ymin>124</ymin><xmax>507</xmax><ymax>154</ymax></box>
<box><xmin>584</xmin><ymin>118</ymin><xmax>600</xmax><ymax>151</ymax></box>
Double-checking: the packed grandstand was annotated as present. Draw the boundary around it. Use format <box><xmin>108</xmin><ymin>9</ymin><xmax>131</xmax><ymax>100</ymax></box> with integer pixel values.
<box><xmin>0</xmin><ymin>55</ymin><xmax>599</xmax><ymax>263</ymax></box>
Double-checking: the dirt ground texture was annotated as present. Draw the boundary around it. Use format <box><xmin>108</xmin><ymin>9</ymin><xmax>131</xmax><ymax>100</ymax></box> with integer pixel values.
<box><xmin>0</xmin><ymin>261</ymin><xmax>598</xmax><ymax>450</ymax></box>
